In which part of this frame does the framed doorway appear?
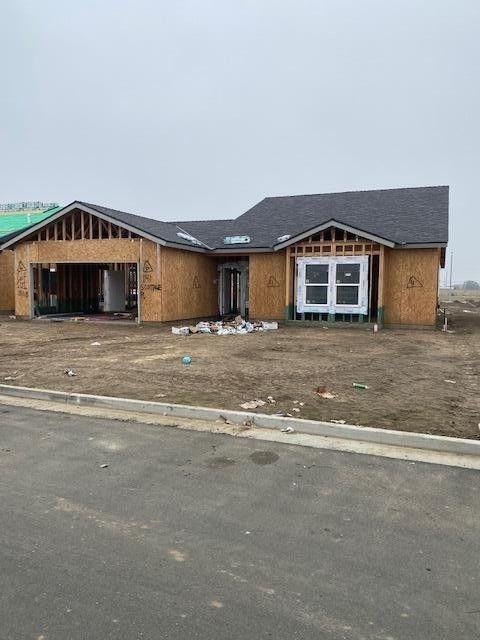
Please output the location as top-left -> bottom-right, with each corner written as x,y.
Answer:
218,260 -> 249,316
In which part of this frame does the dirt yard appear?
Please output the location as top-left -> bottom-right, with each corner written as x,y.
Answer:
0,301 -> 479,439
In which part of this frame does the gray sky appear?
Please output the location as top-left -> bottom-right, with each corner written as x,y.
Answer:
2,0 -> 479,282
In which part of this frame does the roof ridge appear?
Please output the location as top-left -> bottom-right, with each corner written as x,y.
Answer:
173,218 -> 234,224
263,185 -> 449,200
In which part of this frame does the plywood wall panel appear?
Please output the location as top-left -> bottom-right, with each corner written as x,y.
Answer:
160,247 -> 218,321
384,248 -> 440,326
249,252 -> 286,319
14,244 -> 30,317
139,240 -> 162,322
0,250 -> 15,311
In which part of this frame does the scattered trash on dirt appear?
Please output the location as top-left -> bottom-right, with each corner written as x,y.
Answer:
316,385 -> 336,399
100,463 -> 108,468
172,317 -> 278,336
292,407 -> 300,413
331,419 -> 346,424
182,355 -> 192,365
240,399 -> 266,410
353,383 -> 369,390
267,396 -> 276,404
64,368 -> 76,377
241,418 -> 255,429
8,315 -> 16,320
90,342 -> 101,346
444,379 -> 457,384
219,414 -> 233,425
3,371 -> 24,381
281,426 -> 295,433
172,326 -> 189,335
373,323 -> 378,333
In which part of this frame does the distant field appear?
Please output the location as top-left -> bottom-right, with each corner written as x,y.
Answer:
440,288 -> 480,302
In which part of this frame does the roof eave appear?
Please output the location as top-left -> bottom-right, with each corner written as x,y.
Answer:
394,242 -> 448,249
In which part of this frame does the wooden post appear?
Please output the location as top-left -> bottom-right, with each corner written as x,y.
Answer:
377,245 -> 385,324
284,248 -> 291,321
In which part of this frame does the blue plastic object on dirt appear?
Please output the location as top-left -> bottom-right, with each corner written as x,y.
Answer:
182,355 -> 192,365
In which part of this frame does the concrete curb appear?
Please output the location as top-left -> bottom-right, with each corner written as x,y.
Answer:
1,383 -> 479,457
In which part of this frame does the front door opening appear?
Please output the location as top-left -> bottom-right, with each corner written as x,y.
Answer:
218,260 -> 249,317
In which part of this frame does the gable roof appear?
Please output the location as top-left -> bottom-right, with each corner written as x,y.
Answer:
0,201 -> 211,251
0,186 -> 448,252
187,185 -> 449,250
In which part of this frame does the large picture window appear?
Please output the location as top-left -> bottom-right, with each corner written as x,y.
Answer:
297,256 -> 369,314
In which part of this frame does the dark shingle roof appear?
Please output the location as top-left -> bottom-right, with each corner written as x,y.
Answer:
1,186 -> 448,251
79,202 -> 209,248
176,186 -> 448,249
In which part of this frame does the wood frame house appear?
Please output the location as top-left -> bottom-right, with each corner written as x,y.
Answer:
0,186 -> 448,327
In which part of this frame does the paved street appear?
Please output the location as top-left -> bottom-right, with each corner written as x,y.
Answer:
1,406 -> 479,639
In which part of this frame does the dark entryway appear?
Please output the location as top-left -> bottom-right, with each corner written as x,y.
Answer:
218,259 -> 249,316
32,262 -> 138,317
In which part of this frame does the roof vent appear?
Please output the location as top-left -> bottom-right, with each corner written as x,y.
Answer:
177,231 -> 203,246
223,235 -> 251,245
277,234 -> 291,243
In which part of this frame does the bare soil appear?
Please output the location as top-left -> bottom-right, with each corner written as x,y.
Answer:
0,303 -> 479,439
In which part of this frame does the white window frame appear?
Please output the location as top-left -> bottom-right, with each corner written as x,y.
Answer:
297,256 -> 369,314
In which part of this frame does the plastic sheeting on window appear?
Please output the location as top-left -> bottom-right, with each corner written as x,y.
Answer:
296,256 -> 369,314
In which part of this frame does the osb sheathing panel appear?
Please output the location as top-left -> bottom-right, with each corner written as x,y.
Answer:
27,239 -> 141,263
249,251 -> 286,319
14,244 -> 30,317
0,251 -> 15,311
140,240 -> 162,322
160,247 -> 218,321
384,248 -> 440,325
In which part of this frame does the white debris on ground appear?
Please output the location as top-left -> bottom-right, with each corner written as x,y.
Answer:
240,399 -> 266,410
172,316 -> 278,336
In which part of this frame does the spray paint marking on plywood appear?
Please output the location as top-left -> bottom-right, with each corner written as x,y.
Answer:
143,260 -> 153,273
267,275 -> 280,287
407,275 -> 423,289
16,260 -> 28,297
193,275 -> 201,289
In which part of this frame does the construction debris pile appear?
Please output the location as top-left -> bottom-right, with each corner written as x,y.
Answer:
172,316 -> 278,336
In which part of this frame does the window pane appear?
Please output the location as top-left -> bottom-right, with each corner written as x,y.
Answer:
305,264 -> 328,284
306,286 -> 327,305
336,286 -> 359,305
336,263 -> 360,284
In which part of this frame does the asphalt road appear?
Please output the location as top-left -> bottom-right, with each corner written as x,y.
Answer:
1,406 -> 479,640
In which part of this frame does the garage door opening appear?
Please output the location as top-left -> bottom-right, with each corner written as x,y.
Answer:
32,262 -> 139,322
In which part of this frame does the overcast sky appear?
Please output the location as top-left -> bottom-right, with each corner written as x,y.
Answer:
2,0 -> 479,281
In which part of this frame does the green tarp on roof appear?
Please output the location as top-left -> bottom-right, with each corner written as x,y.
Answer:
0,206 -> 62,238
